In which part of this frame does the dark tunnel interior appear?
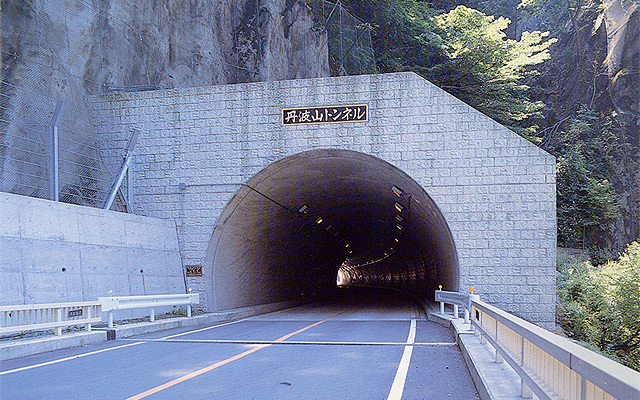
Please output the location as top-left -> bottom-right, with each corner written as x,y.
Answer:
204,149 -> 459,311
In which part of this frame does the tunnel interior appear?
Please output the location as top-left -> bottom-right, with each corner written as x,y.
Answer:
205,149 -> 458,311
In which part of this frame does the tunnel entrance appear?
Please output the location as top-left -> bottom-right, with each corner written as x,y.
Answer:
204,149 -> 458,311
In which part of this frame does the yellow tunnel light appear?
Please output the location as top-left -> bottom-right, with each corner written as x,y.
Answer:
316,217 -> 323,224
394,202 -> 403,212
396,224 -> 403,231
392,185 -> 403,197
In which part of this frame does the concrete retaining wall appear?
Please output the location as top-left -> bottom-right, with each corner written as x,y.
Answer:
0,192 -> 185,306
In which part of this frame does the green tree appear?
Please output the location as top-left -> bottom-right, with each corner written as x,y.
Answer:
557,242 -> 640,371
555,107 -> 622,253
342,0 -> 444,77
422,5 -> 556,137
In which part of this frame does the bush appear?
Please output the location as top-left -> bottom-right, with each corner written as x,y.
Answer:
557,241 -> 640,371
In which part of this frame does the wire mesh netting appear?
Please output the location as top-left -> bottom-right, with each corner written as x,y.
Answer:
0,0 -> 376,210
308,0 -> 377,76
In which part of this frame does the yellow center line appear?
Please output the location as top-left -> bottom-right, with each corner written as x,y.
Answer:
125,308 -> 354,400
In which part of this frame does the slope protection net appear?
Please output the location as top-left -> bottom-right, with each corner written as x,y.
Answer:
0,0 -> 375,210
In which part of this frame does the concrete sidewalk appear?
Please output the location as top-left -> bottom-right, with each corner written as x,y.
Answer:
429,311 -> 527,400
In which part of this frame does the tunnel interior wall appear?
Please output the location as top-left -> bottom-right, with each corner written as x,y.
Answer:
92,72 -> 557,329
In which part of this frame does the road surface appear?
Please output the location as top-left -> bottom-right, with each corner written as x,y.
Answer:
0,288 -> 479,399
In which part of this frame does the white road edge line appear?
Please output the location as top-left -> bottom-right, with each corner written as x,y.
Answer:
387,319 -> 416,400
0,318 -> 252,375
0,342 -> 144,376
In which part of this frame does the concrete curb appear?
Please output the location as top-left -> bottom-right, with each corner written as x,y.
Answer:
428,311 -> 524,400
1,299 -> 305,361
0,331 -> 106,361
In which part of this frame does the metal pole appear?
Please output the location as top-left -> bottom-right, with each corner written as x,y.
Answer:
103,129 -> 139,210
127,162 -> 134,213
50,101 -> 63,201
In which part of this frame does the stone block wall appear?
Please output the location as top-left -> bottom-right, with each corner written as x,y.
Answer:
91,72 -> 556,328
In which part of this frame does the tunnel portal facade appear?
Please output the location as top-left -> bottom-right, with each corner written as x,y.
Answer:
95,72 -> 557,328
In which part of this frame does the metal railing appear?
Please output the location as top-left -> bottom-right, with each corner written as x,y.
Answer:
434,288 -> 640,400
471,300 -> 640,400
99,293 -> 200,328
435,286 -> 479,324
0,302 -> 102,336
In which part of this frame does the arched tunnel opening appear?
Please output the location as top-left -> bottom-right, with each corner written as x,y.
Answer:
204,149 -> 459,311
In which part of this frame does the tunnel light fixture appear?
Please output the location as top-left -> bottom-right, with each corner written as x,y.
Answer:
333,232 -> 339,237
396,215 -> 404,222
396,224 -> 403,231
325,225 -> 332,231
345,243 -> 350,248
316,217 -> 323,224
394,238 -> 399,243
299,205 -> 309,214
392,186 -> 403,197
394,202 -> 403,212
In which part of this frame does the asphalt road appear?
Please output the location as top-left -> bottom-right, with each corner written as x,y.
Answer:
0,289 -> 479,399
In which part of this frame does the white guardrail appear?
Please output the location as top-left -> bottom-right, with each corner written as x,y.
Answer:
0,302 -> 102,336
98,293 -> 199,328
435,288 -> 640,400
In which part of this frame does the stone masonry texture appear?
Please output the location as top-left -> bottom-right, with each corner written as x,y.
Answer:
90,72 -> 557,328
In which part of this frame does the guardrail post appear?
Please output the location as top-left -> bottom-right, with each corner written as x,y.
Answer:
150,308 -> 155,322
84,306 -> 91,332
54,307 -> 62,336
521,379 -> 533,398
437,286 -> 444,314
108,311 -> 114,328
453,304 -> 459,319
187,304 -> 192,318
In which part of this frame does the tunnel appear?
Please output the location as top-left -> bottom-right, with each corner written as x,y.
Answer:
204,149 -> 459,311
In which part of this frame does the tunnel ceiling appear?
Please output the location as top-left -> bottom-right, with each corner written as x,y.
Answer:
206,149 -> 458,311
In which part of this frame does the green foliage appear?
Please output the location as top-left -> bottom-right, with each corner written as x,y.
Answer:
555,107 -> 623,251
343,1 -> 555,137
424,6 -> 556,137
342,0 -> 444,76
557,243 -> 640,371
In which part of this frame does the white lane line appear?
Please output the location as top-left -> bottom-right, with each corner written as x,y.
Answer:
158,318 -> 247,340
0,318 -> 249,376
387,319 -> 417,400
0,342 -> 144,376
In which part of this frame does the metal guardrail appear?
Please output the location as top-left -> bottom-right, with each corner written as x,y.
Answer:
98,293 -> 200,328
471,299 -> 640,400
0,302 -> 102,336
435,287 -> 479,324
435,288 -> 640,399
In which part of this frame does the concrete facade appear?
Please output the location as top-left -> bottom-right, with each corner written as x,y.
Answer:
91,72 -> 556,328
0,192 -> 185,306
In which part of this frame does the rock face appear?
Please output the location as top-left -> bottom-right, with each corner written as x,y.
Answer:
537,0 -> 640,248
605,3 -> 640,247
0,0 -> 330,204
2,0 -> 329,93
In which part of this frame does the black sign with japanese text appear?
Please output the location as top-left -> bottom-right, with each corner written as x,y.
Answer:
282,104 -> 368,125
186,265 -> 203,277
68,309 -> 83,318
